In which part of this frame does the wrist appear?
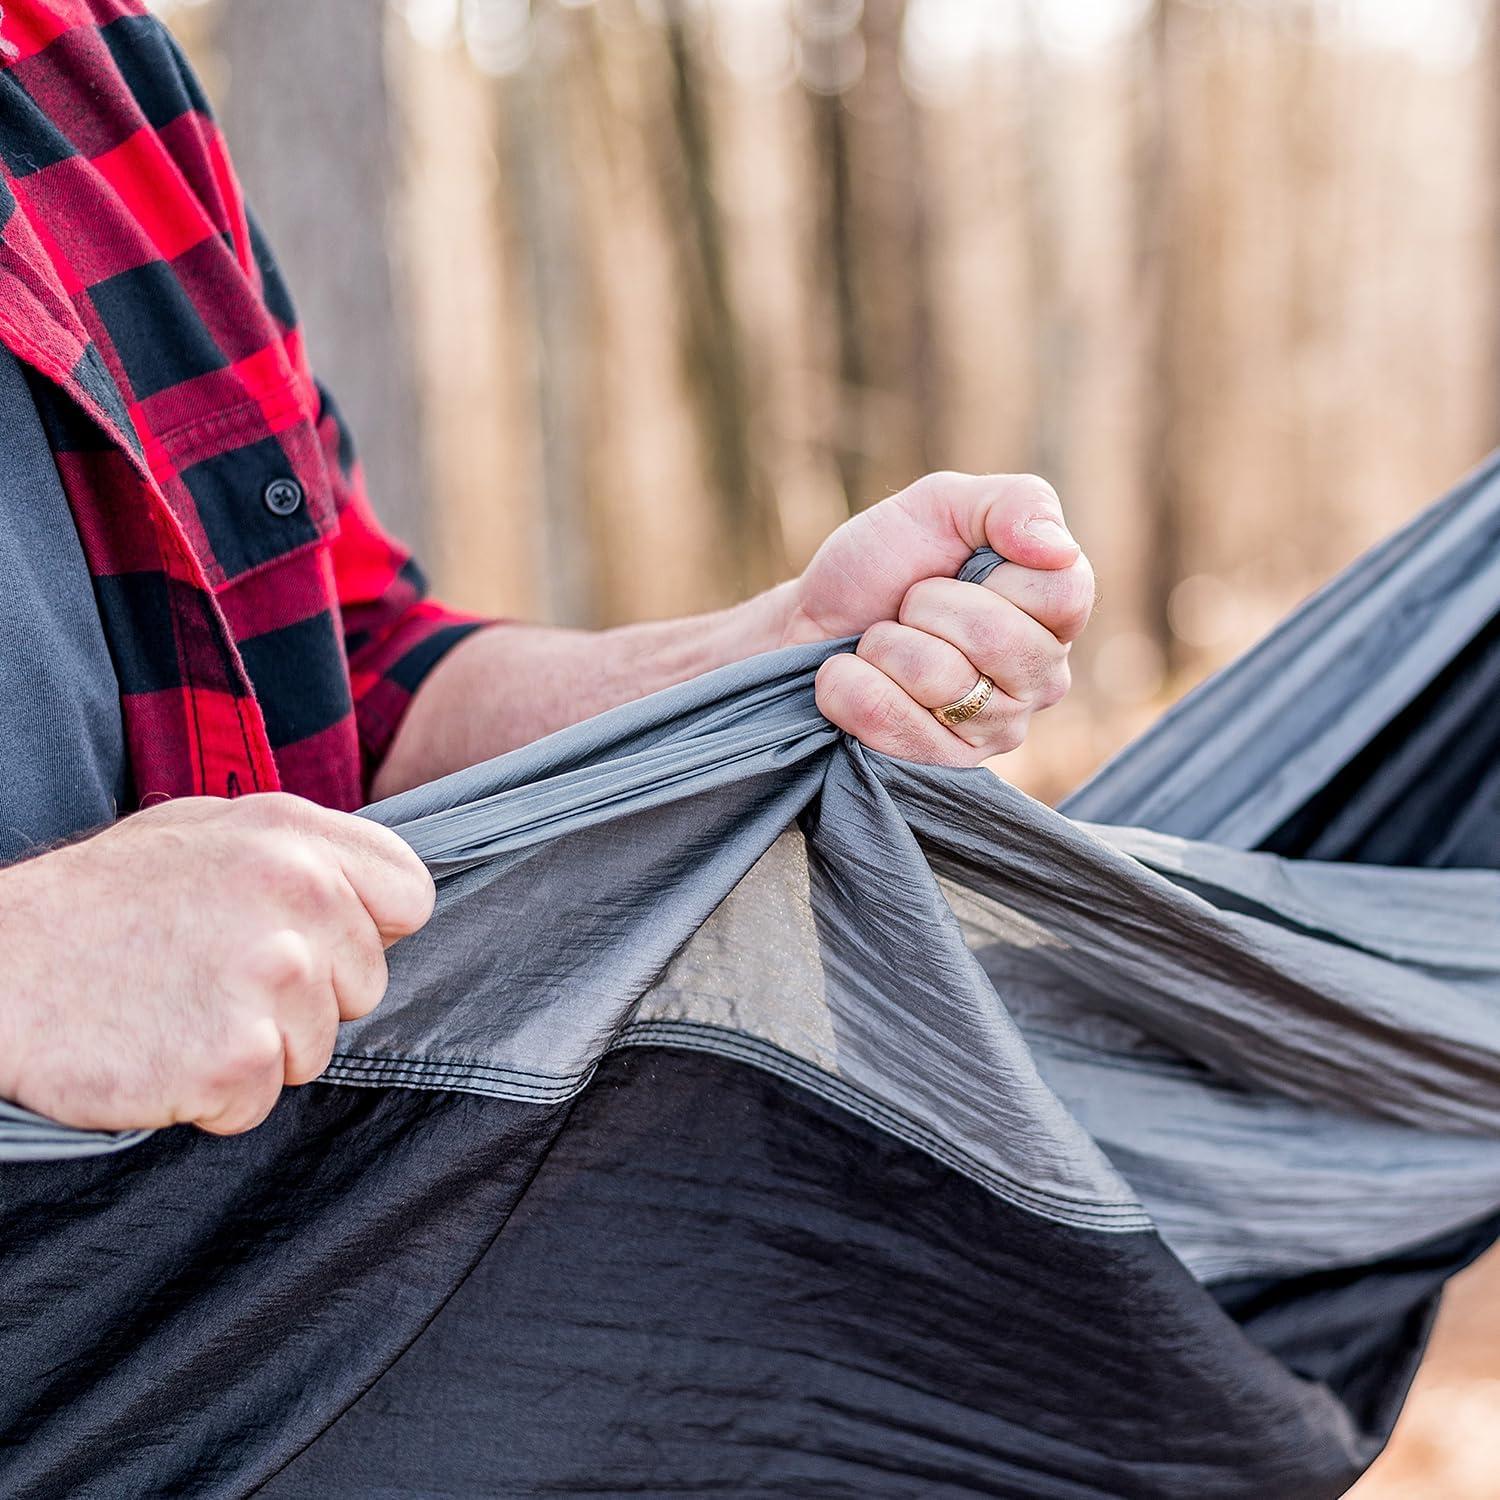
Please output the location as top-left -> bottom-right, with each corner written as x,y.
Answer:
0,855 -> 46,1104
733,578 -> 804,654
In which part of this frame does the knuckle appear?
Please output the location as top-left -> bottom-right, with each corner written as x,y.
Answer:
1016,641 -> 1061,701
362,827 -> 436,932
856,618 -> 902,662
856,693 -> 908,742
363,816 -> 416,866
236,1021 -> 286,1076
983,711 -> 1029,755
249,928 -> 320,994
199,1081 -> 280,1136
202,1022 -> 284,1110
869,698 -> 938,762
1033,658 -> 1072,710
899,470 -> 969,522
964,607 -> 1018,667
897,577 -> 943,627
258,840 -> 342,912
858,621 -> 922,683
909,468 -> 965,499
1049,560 -> 1096,637
818,659 -> 906,742
1010,472 -> 1061,511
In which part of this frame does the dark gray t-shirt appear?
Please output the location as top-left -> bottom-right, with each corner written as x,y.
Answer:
0,346 -> 126,863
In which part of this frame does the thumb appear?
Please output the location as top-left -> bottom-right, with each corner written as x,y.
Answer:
979,475 -> 1080,571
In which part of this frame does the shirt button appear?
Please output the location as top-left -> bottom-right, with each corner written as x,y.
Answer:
263,478 -> 304,517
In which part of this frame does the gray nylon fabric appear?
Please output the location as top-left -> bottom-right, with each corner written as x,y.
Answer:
4,459 -> 1500,1296
0,1100 -> 147,1160
1064,452 -> 1500,844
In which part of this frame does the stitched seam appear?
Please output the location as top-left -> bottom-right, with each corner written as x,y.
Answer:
613,1022 -> 1150,1230
328,1051 -> 589,1084
321,1034 -> 1149,1230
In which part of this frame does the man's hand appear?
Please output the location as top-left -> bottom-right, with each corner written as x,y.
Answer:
784,472 -> 1094,765
0,794 -> 434,1136
370,470 -> 1093,794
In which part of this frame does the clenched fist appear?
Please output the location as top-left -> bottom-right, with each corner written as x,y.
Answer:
0,794 -> 434,1136
785,471 -> 1094,764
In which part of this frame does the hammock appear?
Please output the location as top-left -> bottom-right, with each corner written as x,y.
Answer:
3,455 -> 1499,1498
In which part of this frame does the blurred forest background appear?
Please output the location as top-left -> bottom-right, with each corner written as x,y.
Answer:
154,0 -> 1500,1493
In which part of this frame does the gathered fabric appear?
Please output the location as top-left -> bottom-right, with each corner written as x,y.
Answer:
2,458 -> 1499,1498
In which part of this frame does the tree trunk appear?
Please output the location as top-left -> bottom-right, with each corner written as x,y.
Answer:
496,1 -> 595,625
849,0 -> 936,489
1019,0 -> 1069,491
1136,0 -> 1184,668
657,0 -> 779,588
218,0 -> 429,555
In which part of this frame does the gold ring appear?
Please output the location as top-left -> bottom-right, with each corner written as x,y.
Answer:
934,674 -> 995,727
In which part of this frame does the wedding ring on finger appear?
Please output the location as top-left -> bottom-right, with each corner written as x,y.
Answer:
933,673 -> 995,728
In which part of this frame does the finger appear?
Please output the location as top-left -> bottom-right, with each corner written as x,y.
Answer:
974,474 -> 1080,571
898,577 -> 1071,709
325,877 -> 391,1024
331,819 -> 435,946
857,620 -> 1036,753
265,928 -> 343,1082
857,619 -> 1002,711
192,1017 -> 286,1136
285,801 -> 436,947
895,471 -> 1080,574
815,653 -> 985,767
280,1005 -> 340,1086
257,878 -> 386,1048
977,553 -> 1097,645
195,1072 -> 282,1135
240,926 -> 345,1082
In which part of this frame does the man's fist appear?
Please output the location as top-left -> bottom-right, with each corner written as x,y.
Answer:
784,472 -> 1094,765
0,794 -> 434,1136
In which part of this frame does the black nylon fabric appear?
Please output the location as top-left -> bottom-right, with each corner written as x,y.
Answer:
0,1048 -> 1473,1499
0,1088 -> 573,1499
260,1050 -> 1368,1500
1212,1213 -> 1500,1443
1264,606 -> 1500,866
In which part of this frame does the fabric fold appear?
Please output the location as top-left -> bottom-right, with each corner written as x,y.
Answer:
5,463 -> 1500,1497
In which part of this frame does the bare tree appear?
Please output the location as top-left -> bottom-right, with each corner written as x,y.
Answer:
803,30 -> 863,510
1019,0 -> 1070,490
850,0 -> 936,489
1135,0 -> 1184,667
657,0 -> 781,588
495,1 -> 596,625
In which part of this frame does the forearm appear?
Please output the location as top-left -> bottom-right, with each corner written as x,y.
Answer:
369,581 -> 801,800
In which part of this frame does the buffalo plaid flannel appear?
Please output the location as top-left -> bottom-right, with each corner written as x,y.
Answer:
0,0 -> 484,812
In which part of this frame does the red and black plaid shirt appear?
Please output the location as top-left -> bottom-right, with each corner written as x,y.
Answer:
0,0 -> 484,812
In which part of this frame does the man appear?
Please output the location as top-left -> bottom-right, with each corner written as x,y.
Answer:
0,0 -> 1093,1142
